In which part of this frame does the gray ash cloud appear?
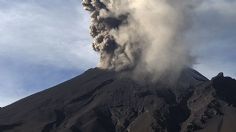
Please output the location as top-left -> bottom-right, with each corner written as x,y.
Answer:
82,0 -> 200,80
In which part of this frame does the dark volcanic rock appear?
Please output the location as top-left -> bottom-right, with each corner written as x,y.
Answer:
0,68 -> 235,132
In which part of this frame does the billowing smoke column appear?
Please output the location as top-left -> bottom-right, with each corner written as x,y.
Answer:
82,0 -> 198,80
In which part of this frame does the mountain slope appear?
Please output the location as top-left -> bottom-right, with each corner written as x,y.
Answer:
0,68 -> 235,132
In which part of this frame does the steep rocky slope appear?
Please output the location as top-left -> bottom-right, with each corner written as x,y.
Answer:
0,68 -> 235,132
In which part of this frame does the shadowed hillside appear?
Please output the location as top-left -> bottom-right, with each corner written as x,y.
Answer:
0,68 -> 236,132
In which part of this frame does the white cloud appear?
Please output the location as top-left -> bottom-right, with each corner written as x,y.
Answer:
187,0 -> 236,78
0,69 -> 32,106
0,0 -> 98,70
0,0 -> 98,107
198,0 -> 236,17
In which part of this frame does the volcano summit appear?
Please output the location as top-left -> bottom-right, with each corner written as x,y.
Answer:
0,68 -> 236,132
0,0 -> 236,132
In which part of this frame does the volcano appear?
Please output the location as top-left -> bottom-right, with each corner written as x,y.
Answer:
0,68 -> 236,132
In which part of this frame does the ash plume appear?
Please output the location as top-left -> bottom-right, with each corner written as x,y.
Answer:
82,0 -> 199,80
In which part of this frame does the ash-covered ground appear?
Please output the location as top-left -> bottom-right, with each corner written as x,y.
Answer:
0,68 -> 236,132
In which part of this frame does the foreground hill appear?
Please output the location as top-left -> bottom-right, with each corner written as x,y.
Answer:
0,68 -> 236,132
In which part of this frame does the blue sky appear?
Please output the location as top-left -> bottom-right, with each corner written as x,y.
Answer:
0,0 -> 235,107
